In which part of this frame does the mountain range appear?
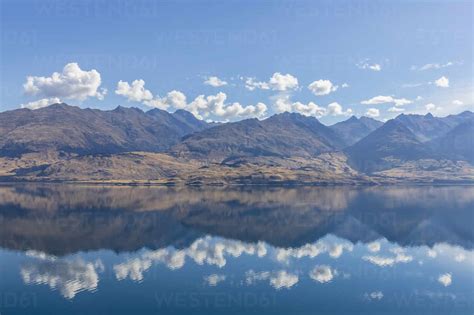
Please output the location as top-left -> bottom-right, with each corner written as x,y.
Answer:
0,103 -> 473,184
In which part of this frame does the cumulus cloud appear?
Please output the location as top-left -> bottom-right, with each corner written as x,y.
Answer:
115,79 -> 267,120
204,76 -> 228,87
367,241 -> 381,253
269,271 -> 299,289
454,253 -> 466,262
361,95 -> 412,106
438,273 -> 452,287
425,103 -> 442,112
452,100 -> 463,105
178,92 -> 267,120
20,97 -> 62,110
309,265 -> 335,283
245,270 -> 271,285
244,77 -> 270,91
269,73 -> 299,91
115,79 -> 153,102
204,274 -> 226,286
275,239 -> 353,263
327,102 -> 353,116
427,249 -> 437,258
21,257 -> 104,299
274,95 -> 352,118
114,258 -> 152,282
365,108 -> 380,118
243,72 -> 298,91
23,62 -> 106,101
363,248 -> 413,267
308,79 -> 338,96
245,270 -> 298,289
274,94 -> 325,117
144,90 -> 187,110
388,106 -> 405,113
114,237 -> 268,282
434,76 -> 449,88
357,60 -> 382,71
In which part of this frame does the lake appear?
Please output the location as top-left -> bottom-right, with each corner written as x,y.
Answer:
0,184 -> 473,314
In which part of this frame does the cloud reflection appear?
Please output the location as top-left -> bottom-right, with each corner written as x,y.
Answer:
245,270 -> 298,289
309,265 -> 335,283
21,254 -> 104,299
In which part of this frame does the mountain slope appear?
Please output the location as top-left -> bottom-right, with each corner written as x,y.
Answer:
345,119 -> 432,172
173,112 -> 346,162
429,119 -> 474,163
394,111 -> 474,142
0,103 -> 208,156
330,116 -> 383,146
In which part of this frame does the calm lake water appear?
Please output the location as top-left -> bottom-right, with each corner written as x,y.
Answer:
0,184 -> 473,315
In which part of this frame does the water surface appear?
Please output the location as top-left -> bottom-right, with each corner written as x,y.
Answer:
0,184 -> 473,314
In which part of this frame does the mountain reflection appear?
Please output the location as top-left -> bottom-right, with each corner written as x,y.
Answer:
0,184 -> 473,254
1,184 -> 472,308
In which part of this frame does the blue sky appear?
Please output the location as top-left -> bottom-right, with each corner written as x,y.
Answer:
1,0 -> 472,123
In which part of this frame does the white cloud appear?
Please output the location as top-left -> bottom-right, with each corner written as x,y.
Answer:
275,239 -> 353,263
24,63 -> 106,101
20,97 -> 62,110
365,108 -> 380,118
115,79 -> 267,120
273,96 -> 352,118
204,76 -> 228,87
388,106 -> 405,113
245,270 -> 298,290
308,79 -> 338,96
427,249 -> 437,258
438,273 -> 452,287
268,72 -> 299,91
274,94 -> 326,118
357,60 -> 382,71
144,90 -> 187,110
244,77 -> 270,91
243,72 -> 298,91
454,253 -> 466,262
245,270 -> 271,285
309,265 -> 335,283
114,258 -> 152,282
363,249 -> 413,267
411,61 -> 458,71
361,95 -> 412,106
425,103 -> 442,112
115,79 -> 153,103
452,100 -> 463,105
21,258 -> 104,299
434,76 -> 449,88
341,83 -> 349,88
114,238 -> 268,282
204,274 -> 226,286
269,271 -> 299,289
367,241 -> 381,253
327,102 -> 353,116
181,92 -> 267,120
425,103 -> 436,111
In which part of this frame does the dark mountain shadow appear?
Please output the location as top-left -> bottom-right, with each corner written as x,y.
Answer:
0,184 -> 472,255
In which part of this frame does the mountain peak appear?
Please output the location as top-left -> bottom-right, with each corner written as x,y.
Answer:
113,105 -> 143,113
